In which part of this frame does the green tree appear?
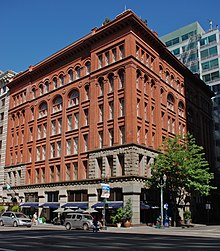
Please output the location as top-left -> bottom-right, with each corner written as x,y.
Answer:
147,134 -> 215,225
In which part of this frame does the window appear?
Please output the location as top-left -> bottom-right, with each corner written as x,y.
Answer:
37,125 -> 42,139
203,71 -> 220,82
74,163 -> 78,180
2,98 -> 5,107
52,120 -> 56,135
66,163 -> 71,181
84,109 -> 89,126
98,55 -> 103,68
43,123 -> 47,138
119,98 -> 125,116
202,59 -> 219,71
53,96 -> 62,113
109,101 -> 114,119
109,128 -> 114,146
42,145 -> 46,160
85,62 -> 91,74
69,90 -> 79,107
53,78 -> 58,89
167,94 -> 175,111
112,48 -> 116,62
108,74 -> 114,92
45,81 -> 49,93
99,104 -> 103,122
67,115 -> 72,131
178,101 -> 184,116
118,69 -> 125,88
51,143 -> 55,158
39,102 -> 48,118
74,113 -> 79,129
99,131 -> 103,148
165,37 -> 179,47
66,139 -> 71,155
120,126 -> 125,144
84,134 -> 88,151
85,85 -> 90,100
105,52 -> 109,65
68,70 -> 73,82
73,137 -> 78,154
98,78 -> 104,96
75,67 -> 81,79
119,45 -> 124,59
36,146 -> 41,161
200,34 -> 216,46
57,141 -> 61,157
58,118 -> 62,134
59,74 -> 64,86
39,84 -> 43,95
172,48 -> 180,55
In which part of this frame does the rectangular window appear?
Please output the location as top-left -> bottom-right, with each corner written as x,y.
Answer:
67,115 -> 72,131
66,163 -> 71,181
56,165 -> 60,182
112,48 -> 116,62
105,51 -> 109,65
99,104 -> 103,122
73,137 -> 78,154
50,166 -> 54,182
66,139 -> 71,155
109,101 -> 114,119
119,98 -> 125,116
52,120 -> 56,135
37,146 -> 41,161
57,141 -> 61,157
74,113 -> 79,129
109,128 -> 114,146
99,131 -> 103,148
119,45 -> 124,59
84,134 -> 88,151
84,109 -> 89,126
120,126 -> 125,144
51,143 -> 55,158
43,123 -> 47,138
58,118 -> 62,134
98,54 -> 103,68
37,125 -> 41,139
42,145 -> 46,160
74,162 -> 78,180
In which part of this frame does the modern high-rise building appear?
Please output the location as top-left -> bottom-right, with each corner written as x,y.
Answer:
160,21 -> 220,182
1,10 -> 214,224
0,70 -> 16,197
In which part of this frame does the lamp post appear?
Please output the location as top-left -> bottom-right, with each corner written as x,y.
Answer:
158,174 -> 167,228
101,175 -> 110,230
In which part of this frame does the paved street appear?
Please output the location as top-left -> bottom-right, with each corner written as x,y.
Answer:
0,224 -> 220,250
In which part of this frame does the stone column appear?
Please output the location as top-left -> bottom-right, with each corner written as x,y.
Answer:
122,182 -> 142,224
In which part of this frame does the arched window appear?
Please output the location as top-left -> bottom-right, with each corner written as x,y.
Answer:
45,81 -> 49,93
159,65 -> 163,78
165,71 -> 170,83
53,96 -> 62,113
178,101 -> 185,116
39,101 -> 48,118
85,85 -> 90,100
53,77 -> 58,89
75,66 -> 81,79
68,69 -> 73,82
39,84 -> 43,95
59,74 -> 64,86
167,93 -> 175,111
32,88 -> 36,99
69,90 -> 79,107
85,62 -> 91,74
108,73 -> 114,92
98,77 -> 104,96
118,69 -> 125,89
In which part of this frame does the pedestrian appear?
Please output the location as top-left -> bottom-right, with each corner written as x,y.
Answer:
33,212 -> 38,225
92,216 -> 99,232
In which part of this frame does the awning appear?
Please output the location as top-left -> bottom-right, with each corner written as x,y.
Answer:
61,202 -> 88,209
39,203 -> 60,209
92,201 -> 123,209
20,202 -> 39,209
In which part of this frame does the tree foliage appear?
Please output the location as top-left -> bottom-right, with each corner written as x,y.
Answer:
147,134 -> 215,207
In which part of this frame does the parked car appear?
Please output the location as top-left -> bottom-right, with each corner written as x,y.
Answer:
64,213 -> 94,230
0,211 -> 32,227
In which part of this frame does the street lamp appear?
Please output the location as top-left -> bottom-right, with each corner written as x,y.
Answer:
101,175 -> 110,230
158,174 -> 167,228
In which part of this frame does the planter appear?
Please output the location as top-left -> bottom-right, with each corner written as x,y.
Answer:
123,220 -> 131,228
116,223 -> 121,228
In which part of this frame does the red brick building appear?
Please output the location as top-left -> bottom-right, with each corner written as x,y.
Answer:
3,10 -> 213,224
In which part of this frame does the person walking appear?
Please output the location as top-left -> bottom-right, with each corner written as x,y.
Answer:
92,216 -> 99,232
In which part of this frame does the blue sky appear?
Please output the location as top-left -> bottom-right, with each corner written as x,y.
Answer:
0,0 -> 219,73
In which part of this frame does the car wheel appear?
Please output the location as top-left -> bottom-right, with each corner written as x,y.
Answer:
0,220 -> 4,226
83,223 -> 89,231
65,223 -> 71,230
13,221 -> 18,227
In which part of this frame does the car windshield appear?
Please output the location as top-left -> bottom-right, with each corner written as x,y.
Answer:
83,215 -> 93,220
15,213 -> 27,218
